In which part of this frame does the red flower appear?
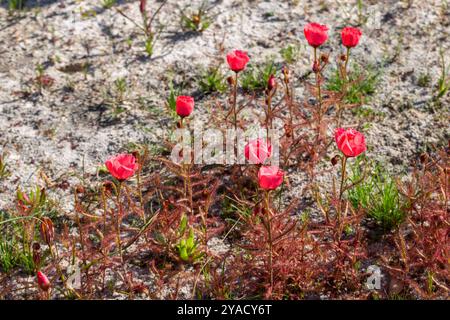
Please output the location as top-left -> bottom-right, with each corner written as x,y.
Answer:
304,23 -> 328,48
341,27 -> 362,48
175,96 -> 194,118
258,165 -> 284,190
37,271 -> 50,291
105,154 -> 139,181
245,138 -> 272,164
226,50 -> 250,72
335,128 -> 366,158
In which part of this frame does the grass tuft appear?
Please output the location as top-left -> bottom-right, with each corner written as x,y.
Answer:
327,64 -> 380,105
348,157 -> 406,230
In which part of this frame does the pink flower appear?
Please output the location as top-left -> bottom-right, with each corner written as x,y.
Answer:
335,128 -> 366,158
105,154 -> 139,181
226,50 -> 250,72
37,271 -> 50,291
176,96 -> 194,118
258,166 -> 284,190
341,27 -> 362,48
244,138 -> 272,164
304,23 -> 329,48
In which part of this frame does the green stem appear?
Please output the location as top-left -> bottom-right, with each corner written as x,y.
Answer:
314,47 -> 322,123
344,47 -> 350,82
233,72 -> 238,133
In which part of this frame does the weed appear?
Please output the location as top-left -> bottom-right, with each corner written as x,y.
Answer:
198,67 -> 227,94
435,49 -> 449,100
0,153 -> 11,180
352,106 -> 385,120
181,2 -> 212,33
240,60 -> 276,92
327,63 -> 380,104
166,81 -> 181,119
115,0 -> 168,57
6,0 -> 26,10
280,44 -> 301,64
417,72 -> 431,88
175,216 -> 203,263
102,0 -> 116,9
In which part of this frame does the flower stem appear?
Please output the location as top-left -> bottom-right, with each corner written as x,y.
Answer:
344,47 -> 350,82
314,47 -> 322,124
116,181 -> 123,263
338,156 -> 348,225
233,72 -> 238,133
339,156 -> 347,200
179,117 -> 193,214
266,92 -> 272,141
264,190 -> 273,292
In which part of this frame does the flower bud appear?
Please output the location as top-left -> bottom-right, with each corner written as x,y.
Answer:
312,61 -> 320,73
37,271 -> 51,292
340,54 -> 347,62
331,155 -> 340,166
419,153 -> 428,164
227,75 -> 235,87
282,66 -> 289,83
75,185 -> 85,194
40,217 -> 54,245
267,74 -> 277,91
139,0 -> 147,15
192,15 -> 200,26
320,53 -> 329,64
102,181 -> 114,194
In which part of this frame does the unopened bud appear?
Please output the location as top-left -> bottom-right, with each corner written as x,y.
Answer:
282,66 -> 289,83
340,54 -> 347,62
192,15 -> 200,26
75,185 -> 85,194
139,0 -> 147,15
312,61 -> 320,73
37,271 -> 51,292
320,53 -> 329,64
40,217 -> 54,245
267,74 -> 277,91
102,181 -> 114,194
419,153 -> 428,164
331,155 -> 340,166
227,76 -> 235,87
